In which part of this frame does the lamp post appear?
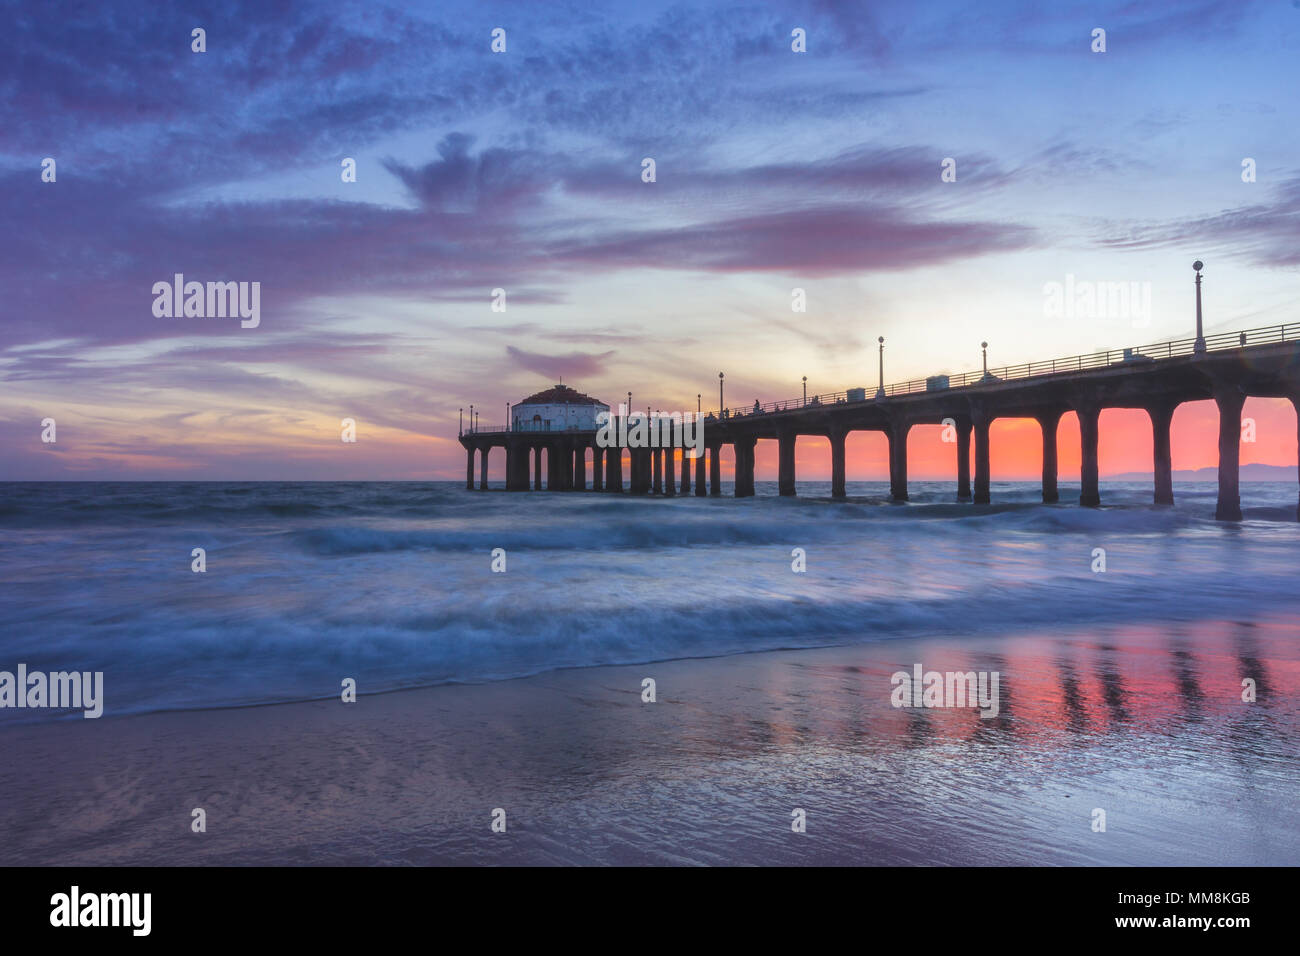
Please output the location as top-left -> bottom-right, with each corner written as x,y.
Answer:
981,342 -> 989,379
1193,260 -> 1206,354
506,402 -> 510,432
475,411 -> 479,432
718,372 -> 724,415
469,404 -> 474,433
802,376 -> 807,406
697,393 -> 701,416
459,407 -> 463,436
875,337 -> 886,399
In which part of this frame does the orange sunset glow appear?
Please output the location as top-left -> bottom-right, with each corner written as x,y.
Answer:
677,397 -> 1298,484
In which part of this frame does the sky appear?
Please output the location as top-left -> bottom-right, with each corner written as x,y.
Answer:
2,0 -> 1299,481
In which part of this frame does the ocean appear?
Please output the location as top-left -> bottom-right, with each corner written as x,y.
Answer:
1,479 -> 1298,865
1,479 -> 1298,721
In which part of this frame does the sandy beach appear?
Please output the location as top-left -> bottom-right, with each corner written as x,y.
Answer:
3,618 -> 1295,867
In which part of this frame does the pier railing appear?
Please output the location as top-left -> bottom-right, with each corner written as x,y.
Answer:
468,424 -> 593,434
716,320 -> 1300,420
461,320 -> 1300,433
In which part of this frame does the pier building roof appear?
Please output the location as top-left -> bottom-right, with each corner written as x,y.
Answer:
517,385 -> 606,406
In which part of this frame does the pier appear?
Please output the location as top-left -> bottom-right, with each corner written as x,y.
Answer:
459,321 -> 1300,521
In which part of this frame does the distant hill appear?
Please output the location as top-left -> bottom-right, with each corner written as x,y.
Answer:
1106,463 -> 1297,482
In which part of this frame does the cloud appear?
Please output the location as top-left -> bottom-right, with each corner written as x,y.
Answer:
2,0 -> 1289,480
1096,176 -> 1300,267
550,204 -> 1036,276
505,346 -> 616,381
382,134 -> 555,216
0,134 -> 1034,355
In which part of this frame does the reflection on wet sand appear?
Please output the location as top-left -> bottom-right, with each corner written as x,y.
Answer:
0,617 -> 1294,865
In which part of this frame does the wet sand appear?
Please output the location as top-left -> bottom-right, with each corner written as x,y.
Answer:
2,620 -> 1296,866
